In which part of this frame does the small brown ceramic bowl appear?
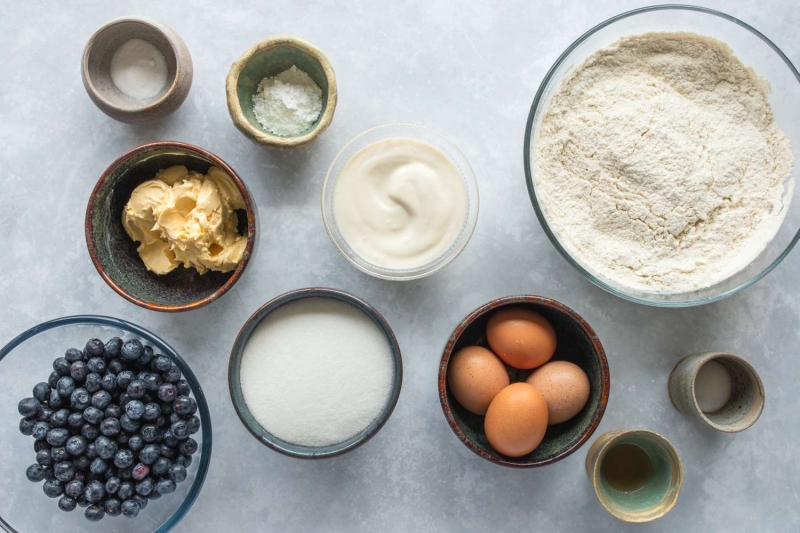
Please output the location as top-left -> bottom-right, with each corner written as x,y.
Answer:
82,17 -> 193,124
85,141 -> 258,312
226,35 -> 337,148
439,295 -> 609,467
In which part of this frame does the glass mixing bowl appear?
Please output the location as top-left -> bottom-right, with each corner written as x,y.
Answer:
0,316 -> 212,532
524,5 -> 800,306
322,123 -> 480,281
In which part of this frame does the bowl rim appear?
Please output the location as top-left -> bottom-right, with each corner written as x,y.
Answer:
225,35 -> 338,148
320,122 -> 480,281
84,141 -> 258,313
227,287 -> 403,459
0,314 -> 212,533
81,16 -> 190,115
438,295 -> 610,468
523,4 -> 800,307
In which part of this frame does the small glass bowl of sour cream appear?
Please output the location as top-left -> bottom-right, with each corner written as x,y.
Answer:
322,123 -> 479,280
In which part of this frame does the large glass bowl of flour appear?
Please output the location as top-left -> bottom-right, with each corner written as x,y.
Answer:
525,5 -> 800,307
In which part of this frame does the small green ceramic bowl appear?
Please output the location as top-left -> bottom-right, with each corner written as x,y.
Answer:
85,141 -> 258,312
438,295 -> 609,467
226,35 -> 337,148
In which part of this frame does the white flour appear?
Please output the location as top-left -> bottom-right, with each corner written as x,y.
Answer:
535,33 -> 794,293
239,297 -> 394,447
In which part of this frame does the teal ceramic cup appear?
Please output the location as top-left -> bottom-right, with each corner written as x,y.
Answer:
585,429 -> 682,522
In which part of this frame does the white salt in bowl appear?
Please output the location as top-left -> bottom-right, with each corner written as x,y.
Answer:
525,5 -> 800,307
227,288 -> 403,459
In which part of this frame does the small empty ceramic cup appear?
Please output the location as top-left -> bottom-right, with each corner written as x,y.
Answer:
82,17 -> 193,123
586,429 -> 683,523
668,352 -> 765,432
226,35 -> 337,148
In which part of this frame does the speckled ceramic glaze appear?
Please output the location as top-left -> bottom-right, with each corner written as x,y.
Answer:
438,295 -> 609,467
586,429 -> 683,522
228,288 -> 403,459
82,17 -> 193,124
668,352 -> 765,432
226,35 -> 337,148
85,142 -> 258,312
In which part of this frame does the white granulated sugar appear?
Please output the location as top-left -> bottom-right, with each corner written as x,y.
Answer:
239,297 -> 394,447
251,65 -> 322,137
535,32 -> 794,293
110,38 -> 168,99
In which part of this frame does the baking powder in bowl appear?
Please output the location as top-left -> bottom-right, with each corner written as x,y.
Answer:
239,297 -> 394,447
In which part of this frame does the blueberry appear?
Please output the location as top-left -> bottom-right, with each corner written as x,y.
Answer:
70,361 -> 88,382
18,397 -> 41,417
156,383 -> 177,403
83,407 -> 104,425
150,355 -> 169,373
170,420 -> 189,440
142,372 -> 163,392
173,396 -> 196,416
66,435 -> 87,456
148,489 -> 162,500
170,412 -> 182,425
67,412 -> 84,428
142,402 -> 161,421
134,476 -> 154,496
52,447 -> 69,463
160,443 -> 177,459
95,436 -> 117,460
139,345 -> 155,366
161,430 -> 178,447
152,457 -> 173,477
121,339 -> 143,361
84,372 -> 102,393
85,442 -> 98,460
90,457 -> 109,475
50,408 -> 70,428
30,381 -> 49,402
42,479 -> 63,498
179,438 -> 198,456
169,464 -> 187,483
163,364 -> 181,383
140,425 -> 158,443
124,399 -> 145,419
47,427 -> 70,446
58,495 -> 77,512
118,466 -> 133,480
36,448 -> 53,466
139,444 -> 161,465
32,421 -> 50,440
99,375 -> 115,394
118,480 -> 135,500
104,337 -> 123,359
105,476 -> 121,495
176,455 -> 192,469
104,497 -> 122,516
160,399 -> 173,415
89,390 -> 110,411
114,449 -> 135,469
65,479 -> 84,498
64,347 -> 84,363
131,463 -> 149,481
77,493 -> 90,508
84,338 -> 105,357
107,359 -> 124,375
100,417 -> 121,437
117,430 -> 130,445
120,414 -> 141,433
26,463 -> 46,482
34,439 -> 49,453
127,380 -> 146,399
70,388 -> 90,410
86,356 -> 106,374
85,504 -> 105,522
104,403 -> 122,419
156,415 -> 168,428
84,479 -> 105,503
20,417 -> 36,436
187,415 -> 201,435
119,392 -> 132,405
54,461 -> 76,482
36,406 -> 53,423
176,379 -> 191,396
132,493 -> 148,510
53,356 -> 72,375
75,454 -> 92,471
121,498 -> 140,518
159,477 -> 179,495
115,370 -> 133,388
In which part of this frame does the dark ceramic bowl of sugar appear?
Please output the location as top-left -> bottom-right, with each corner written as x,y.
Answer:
438,295 -> 610,467
85,141 -> 258,312
228,287 -> 403,459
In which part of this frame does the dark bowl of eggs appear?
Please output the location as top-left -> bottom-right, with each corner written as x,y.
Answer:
438,295 -> 609,467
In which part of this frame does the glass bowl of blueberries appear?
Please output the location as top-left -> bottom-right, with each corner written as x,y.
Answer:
0,315 -> 211,532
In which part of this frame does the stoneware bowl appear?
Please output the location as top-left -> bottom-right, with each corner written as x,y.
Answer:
82,17 -> 193,124
226,35 -> 337,148
668,352 -> 765,432
85,141 -> 258,312
438,295 -> 609,467
228,288 -> 403,459
585,429 -> 683,522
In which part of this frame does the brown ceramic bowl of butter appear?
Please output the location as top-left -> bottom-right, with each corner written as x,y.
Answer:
85,141 -> 258,312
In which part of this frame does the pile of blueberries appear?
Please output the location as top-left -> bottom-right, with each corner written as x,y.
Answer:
18,337 -> 200,522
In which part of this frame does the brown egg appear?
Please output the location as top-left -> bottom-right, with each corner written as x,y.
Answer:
484,382 -> 549,457
526,361 -> 590,424
486,307 -> 557,369
447,346 -> 510,415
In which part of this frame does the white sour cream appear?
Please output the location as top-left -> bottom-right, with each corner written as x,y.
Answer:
333,138 -> 468,269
